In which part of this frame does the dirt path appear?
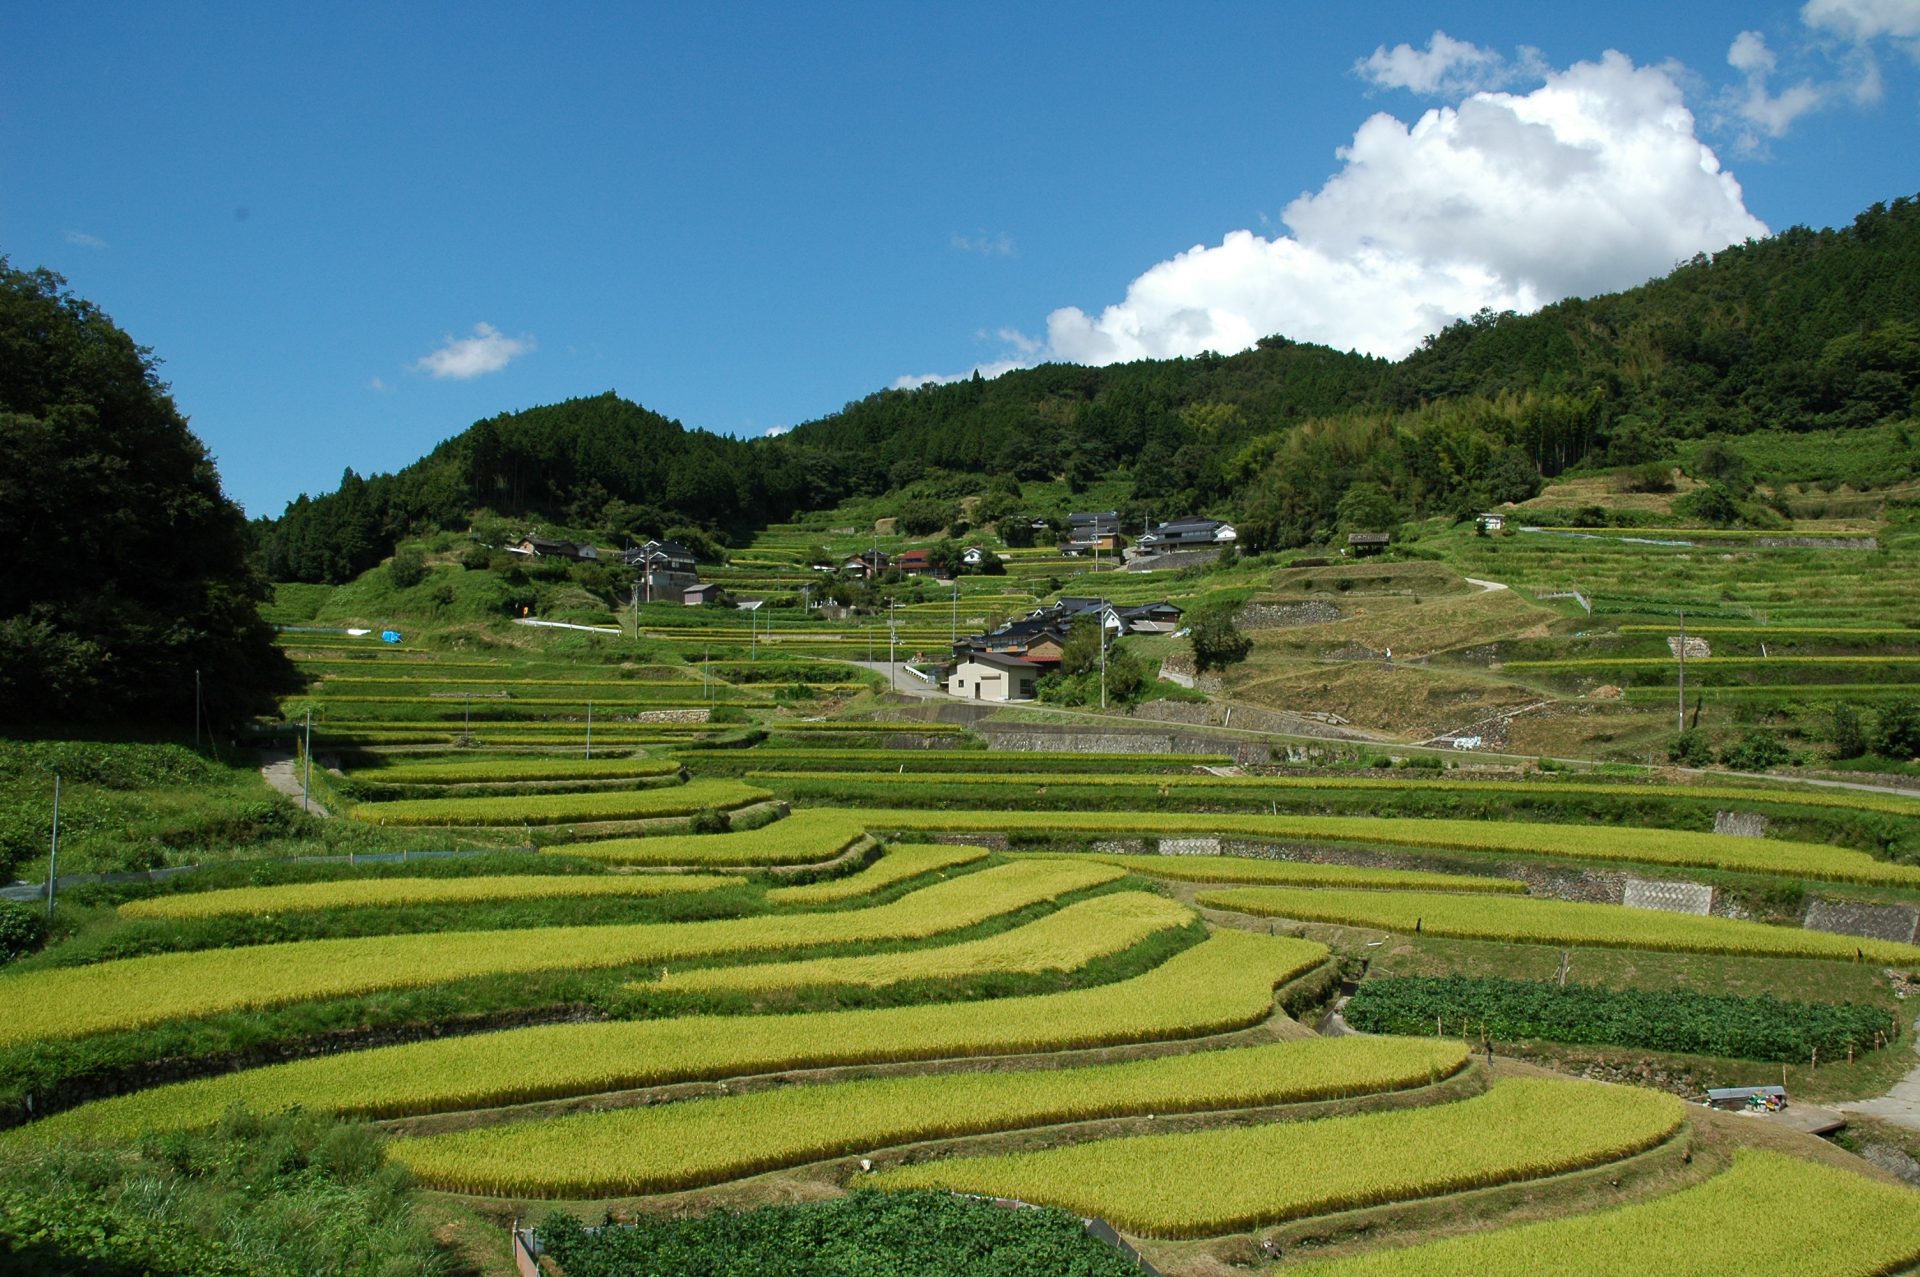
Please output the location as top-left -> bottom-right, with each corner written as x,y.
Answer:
261,750 -> 329,817
1836,1033 -> 1920,1132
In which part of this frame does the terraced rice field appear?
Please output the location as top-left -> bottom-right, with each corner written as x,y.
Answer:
117,871 -> 746,919
871,1077 -> 1685,1237
650,891 -> 1193,994
390,1036 -> 1469,1197
1199,885 -> 1920,963
765,843 -> 990,903
15,929 -> 1329,1141
0,859 -> 1123,1043
1292,1150 -> 1920,1276
345,778 -> 770,826
558,808 -> 874,865
851,808 -> 1920,887
1073,853 -> 1526,894
344,756 -> 684,785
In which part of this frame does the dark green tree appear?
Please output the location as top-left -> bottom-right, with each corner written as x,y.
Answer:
1831,702 -> 1868,760
1877,700 -> 1920,760
1189,602 -> 1253,672
0,261 -> 289,726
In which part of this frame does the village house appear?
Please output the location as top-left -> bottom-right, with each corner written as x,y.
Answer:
1062,511 -> 1123,556
622,539 -> 701,602
1346,531 -> 1391,557
842,549 -> 890,580
509,534 -> 588,559
893,548 -> 948,578
1136,517 -> 1237,553
946,650 -> 1042,701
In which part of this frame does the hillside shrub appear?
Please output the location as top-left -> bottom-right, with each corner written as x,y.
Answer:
0,900 -> 44,963
1720,731 -> 1790,772
1667,729 -> 1714,767
387,546 -> 427,589
1878,700 -> 1920,761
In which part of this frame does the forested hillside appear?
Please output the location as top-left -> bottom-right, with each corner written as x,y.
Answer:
260,192 -> 1920,580
0,262 -> 289,726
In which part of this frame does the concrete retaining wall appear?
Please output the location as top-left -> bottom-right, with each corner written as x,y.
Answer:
1804,898 -> 1920,945
1623,878 -> 1715,916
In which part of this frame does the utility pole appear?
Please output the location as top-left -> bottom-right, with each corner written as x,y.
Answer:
1099,618 -> 1108,711
463,693 -> 471,741
586,700 -> 593,759
193,669 -> 202,750
1676,609 -> 1687,735
46,772 -> 61,923
889,605 -> 899,691
302,710 -> 313,813
951,579 -> 959,646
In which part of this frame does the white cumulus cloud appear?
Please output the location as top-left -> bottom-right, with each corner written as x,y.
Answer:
412,323 -> 535,379
1031,51 -> 1766,370
1802,0 -> 1920,44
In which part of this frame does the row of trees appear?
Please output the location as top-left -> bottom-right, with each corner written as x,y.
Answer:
261,194 -> 1920,575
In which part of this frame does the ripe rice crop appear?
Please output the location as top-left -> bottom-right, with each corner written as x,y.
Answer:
1198,886 -> 1920,965
346,757 -> 683,785
391,1036 -> 1469,1197
871,1077 -> 1685,1238
1070,854 -> 1525,894
117,872 -> 745,920
559,809 -> 874,866
16,929 -> 1328,1142
345,779 -> 769,826
850,809 -> 1920,887
652,892 -> 1192,994
752,772 -> 1920,819
0,859 -> 1123,1045
684,749 -> 1234,772
765,843 -> 990,904
1291,1149 -> 1920,1277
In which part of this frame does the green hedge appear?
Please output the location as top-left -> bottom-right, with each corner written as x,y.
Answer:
1344,974 -> 1896,1061
535,1191 -> 1142,1277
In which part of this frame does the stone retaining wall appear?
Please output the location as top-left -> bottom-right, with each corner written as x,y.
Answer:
1713,810 -> 1770,838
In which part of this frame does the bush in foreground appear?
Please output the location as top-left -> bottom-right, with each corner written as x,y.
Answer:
537,1190 -> 1141,1277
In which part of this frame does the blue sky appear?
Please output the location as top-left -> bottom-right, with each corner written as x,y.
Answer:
5,2 -> 1917,517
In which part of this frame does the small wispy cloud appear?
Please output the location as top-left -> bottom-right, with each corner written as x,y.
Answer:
951,231 -> 1016,256
63,229 -> 107,249
412,323 -> 535,379
1356,31 -> 1545,96
762,424 -> 791,437
1723,30 -> 1827,151
368,376 -> 394,393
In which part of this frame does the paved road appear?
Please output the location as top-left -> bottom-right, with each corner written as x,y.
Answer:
848,660 -> 948,698
261,750 -> 329,817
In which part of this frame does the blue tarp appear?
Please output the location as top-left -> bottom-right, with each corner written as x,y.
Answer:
380,630 -> 403,644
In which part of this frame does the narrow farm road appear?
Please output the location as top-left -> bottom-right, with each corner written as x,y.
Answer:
1837,1032 -> 1920,1133
261,750 -> 329,817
